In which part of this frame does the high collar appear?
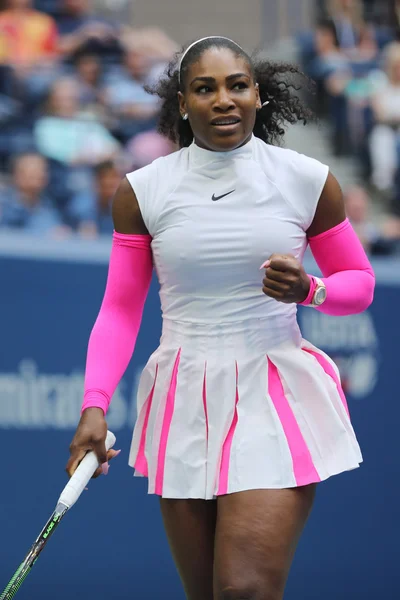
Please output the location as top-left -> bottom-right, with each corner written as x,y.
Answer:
189,135 -> 255,167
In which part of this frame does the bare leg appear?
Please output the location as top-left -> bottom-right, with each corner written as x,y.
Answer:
214,485 -> 317,600
160,498 -> 217,600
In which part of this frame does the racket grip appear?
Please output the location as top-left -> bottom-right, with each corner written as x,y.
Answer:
58,431 -> 116,509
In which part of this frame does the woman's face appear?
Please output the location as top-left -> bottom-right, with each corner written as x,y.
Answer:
178,47 -> 261,151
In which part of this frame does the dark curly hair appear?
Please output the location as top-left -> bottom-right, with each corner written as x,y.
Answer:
145,37 -> 314,148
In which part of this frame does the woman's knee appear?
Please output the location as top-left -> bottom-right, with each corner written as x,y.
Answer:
215,577 -> 284,600
216,586 -> 255,600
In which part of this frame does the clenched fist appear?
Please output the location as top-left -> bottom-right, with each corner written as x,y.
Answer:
261,254 -> 311,304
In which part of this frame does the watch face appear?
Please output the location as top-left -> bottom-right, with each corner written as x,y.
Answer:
314,287 -> 327,306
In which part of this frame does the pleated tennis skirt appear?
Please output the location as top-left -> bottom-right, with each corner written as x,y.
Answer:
128,318 -> 362,499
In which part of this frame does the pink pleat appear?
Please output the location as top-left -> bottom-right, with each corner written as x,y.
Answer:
155,350 -> 181,495
133,365 -> 158,477
268,358 -> 321,486
217,362 -> 239,496
302,348 -> 350,417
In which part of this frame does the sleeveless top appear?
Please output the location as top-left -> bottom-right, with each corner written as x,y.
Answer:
126,134 -> 329,348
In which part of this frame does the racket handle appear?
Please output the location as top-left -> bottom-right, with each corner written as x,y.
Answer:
58,431 -> 116,509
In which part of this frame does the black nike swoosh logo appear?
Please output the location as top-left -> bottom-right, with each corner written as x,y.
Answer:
212,189 -> 235,201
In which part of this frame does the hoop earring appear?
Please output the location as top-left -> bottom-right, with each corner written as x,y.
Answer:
182,113 -> 188,121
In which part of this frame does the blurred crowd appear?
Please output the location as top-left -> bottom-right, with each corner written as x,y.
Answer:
298,0 -> 400,255
1,0 -> 400,255
0,0 -> 177,239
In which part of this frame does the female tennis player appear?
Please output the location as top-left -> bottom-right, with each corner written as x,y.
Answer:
67,37 -> 375,600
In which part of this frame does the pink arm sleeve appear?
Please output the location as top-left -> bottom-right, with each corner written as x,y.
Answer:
81,232 -> 153,415
303,218 -> 375,316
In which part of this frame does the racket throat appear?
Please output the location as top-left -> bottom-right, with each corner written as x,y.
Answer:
54,502 -> 69,519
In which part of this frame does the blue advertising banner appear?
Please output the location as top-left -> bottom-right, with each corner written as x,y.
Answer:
0,235 -> 397,599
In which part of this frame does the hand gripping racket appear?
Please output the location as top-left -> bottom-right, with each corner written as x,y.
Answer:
0,431 -> 116,600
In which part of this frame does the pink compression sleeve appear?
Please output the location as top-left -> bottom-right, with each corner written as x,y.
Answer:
81,232 -> 153,415
305,218 -> 375,316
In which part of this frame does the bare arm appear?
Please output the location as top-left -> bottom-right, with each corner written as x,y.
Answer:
66,177 -> 151,477
112,177 -> 149,235
306,171 -> 346,238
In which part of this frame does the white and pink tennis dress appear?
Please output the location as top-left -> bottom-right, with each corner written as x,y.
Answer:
125,135 -> 362,499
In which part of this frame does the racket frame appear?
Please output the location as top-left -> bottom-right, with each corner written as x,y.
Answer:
0,503 -> 68,600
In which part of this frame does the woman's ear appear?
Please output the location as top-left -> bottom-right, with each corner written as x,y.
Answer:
255,83 -> 262,110
177,91 -> 187,118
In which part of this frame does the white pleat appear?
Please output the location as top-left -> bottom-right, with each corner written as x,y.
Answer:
128,355 -> 158,475
268,343 -> 362,479
129,337 -> 362,498
230,356 -> 297,492
162,356 -> 207,498
300,340 -> 363,462
143,348 -> 178,494
204,358 -> 238,498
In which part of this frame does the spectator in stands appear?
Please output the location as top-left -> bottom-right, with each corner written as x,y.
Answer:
308,19 -> 349,83
326,23 -> 381,156
66,159 -> 119,237
120,26 -> 179,85
34,77 -> 120,167
368,42 -> 400,193
307,18 -> 353,153
71,47 -> 106,118
0,1 -> 63,111
0,56 -> 33,169
363,0 -> 400,28
298,1 -> 385,84
103,41 -> 161,144
380,166 -> 400,246
0,0 -> 58,77
347,22 -> 379,63
66,131 -> 176,237
57,0 -> 121,62
343,184 -> 379,251
326,0 -> 364,51
0,152 -> 65,235
125,130 -> 175,172
0,63 -> 21,133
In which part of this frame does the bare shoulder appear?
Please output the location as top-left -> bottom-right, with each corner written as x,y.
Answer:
307,171 -> 346,238
112,177 -> 149,235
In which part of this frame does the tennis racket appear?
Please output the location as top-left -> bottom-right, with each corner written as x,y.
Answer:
0,430 -> 116,600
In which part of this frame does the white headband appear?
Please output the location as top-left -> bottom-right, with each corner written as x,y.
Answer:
178,36 -> 246,84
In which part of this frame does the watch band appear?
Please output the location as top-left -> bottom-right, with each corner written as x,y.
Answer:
298,276 -> 317,306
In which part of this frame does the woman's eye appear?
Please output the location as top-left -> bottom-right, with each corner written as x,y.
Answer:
195,82 -> 248,94
233,82 -> 248,90
196,86 -> 212,94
